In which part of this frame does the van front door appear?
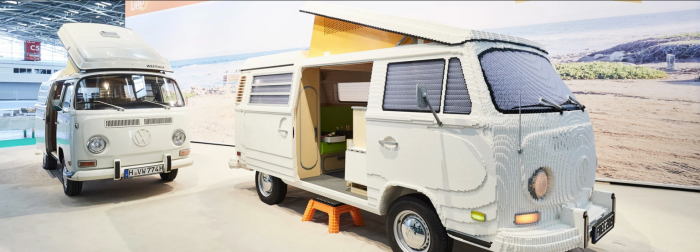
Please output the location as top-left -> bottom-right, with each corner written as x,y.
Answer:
56,85 -> 74,165
35,82 -> 51,152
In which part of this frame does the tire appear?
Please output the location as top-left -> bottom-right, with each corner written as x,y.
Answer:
62,164 -> 83,196
159,169 -> 178,182
386,195 -> 453,252
43,153 -> 58,170
255,171 -> 287,205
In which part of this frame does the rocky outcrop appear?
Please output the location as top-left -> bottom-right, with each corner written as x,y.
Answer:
578,33 -> 700,64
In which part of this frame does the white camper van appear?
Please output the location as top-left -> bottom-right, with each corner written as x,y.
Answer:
36,23 -> 193,196
229,3 -> 615,252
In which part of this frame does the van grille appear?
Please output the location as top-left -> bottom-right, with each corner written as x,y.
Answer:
236,75 -> 247,103
105,119 -> 140,128
144,117 -> 172,125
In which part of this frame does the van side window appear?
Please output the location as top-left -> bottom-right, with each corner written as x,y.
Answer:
62,86 -> 74,109
249,73 -> 293,105
37,83 -> 51,105
443,58 -> 472,114
382,59 -> 444,112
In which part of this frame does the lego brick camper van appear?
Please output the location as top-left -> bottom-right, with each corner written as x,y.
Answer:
229,2 -> 615,251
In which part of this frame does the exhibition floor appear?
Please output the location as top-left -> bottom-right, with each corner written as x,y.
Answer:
0,143 -> 698,252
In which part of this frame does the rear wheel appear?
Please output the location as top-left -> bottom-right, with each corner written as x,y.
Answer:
62,164 -> 82,196
387,195 -> 453,252
255,171 -> 287,205
159,169 -> 178,182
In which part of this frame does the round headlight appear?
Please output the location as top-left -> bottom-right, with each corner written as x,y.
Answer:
172,129 -> 186,146
528,168 -> 549,199
86,135 -> 107,154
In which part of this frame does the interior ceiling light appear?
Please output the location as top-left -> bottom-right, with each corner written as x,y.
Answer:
41,17 -> 51,21
69,10 -> 79,14
17,22 -> 26,26
101,2 -> 111,6
95,3 -> 105,7
96,16 -> 100,18
4,1 -> 18,4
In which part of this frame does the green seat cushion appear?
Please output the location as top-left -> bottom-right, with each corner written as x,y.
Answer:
320,141 -> 346,155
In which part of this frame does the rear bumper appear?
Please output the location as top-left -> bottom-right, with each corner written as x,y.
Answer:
228,156 -> 251,170
67,156 -> 193,181
465,189 -> 616,252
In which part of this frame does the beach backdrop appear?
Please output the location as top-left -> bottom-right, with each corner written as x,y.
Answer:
26,0 -> 689,186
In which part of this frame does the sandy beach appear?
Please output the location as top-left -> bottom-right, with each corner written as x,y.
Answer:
568,63 -> 700,186
185,63 -> 700,186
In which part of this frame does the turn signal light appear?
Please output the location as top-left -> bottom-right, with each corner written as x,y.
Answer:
515,212 -> 540,225
179,149 -> 191,156
237,151 -> 241,156
78,160 -> 97,168
471,211 -> 485,222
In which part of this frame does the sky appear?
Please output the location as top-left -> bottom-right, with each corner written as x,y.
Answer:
126,1 -> 700,61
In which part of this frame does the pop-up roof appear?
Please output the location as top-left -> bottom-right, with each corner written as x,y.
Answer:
300,2 -> 546,54
57,23 -> 173,72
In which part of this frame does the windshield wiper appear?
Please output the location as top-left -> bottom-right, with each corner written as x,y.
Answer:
564,95 -> 586,111
78,101 -> 125,111
511,98 -> 564,113
141,100 -> 170,110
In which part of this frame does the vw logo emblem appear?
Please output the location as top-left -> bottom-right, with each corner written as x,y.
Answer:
132,129 -> 152,147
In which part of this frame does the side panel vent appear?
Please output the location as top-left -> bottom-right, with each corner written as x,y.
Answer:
236,75 -> 247,103
144,117 -> 173,125
105,119 -> 140,128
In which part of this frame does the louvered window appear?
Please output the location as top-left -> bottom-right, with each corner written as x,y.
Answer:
236,75 -> 247,103
249,73 -> 293,105
382,59 -> 444,112
444,58 -> 472,114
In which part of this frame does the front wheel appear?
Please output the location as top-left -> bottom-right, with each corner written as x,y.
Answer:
387,195 -> 453,252
159,169 -> 178,182
62,165 -> 83,196
255,171 -> 287,205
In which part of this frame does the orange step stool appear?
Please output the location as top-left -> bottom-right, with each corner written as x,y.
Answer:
302,197 -> 364,233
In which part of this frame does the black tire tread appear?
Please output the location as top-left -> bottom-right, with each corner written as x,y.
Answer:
160,169 -> 179,182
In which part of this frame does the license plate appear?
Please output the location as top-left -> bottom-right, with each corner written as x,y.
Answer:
591,212 -> 615,244
124,165 -> 164,178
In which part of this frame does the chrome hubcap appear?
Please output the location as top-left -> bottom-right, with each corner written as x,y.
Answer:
257,172 -> 273,197
394,210 -> 430,251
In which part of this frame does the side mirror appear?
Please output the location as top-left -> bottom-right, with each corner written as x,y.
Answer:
52,99 -> 62,112
416,84 -> 428,109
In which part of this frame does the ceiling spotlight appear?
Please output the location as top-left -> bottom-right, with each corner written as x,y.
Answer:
0,28 -> 6,31
101,2 -> 111,6
95,3 -> 105,7
41,17 -> 52,21
17,22 -> 26,26
95,16 -> 100,18
4,1 -> 18,4
68,10 -> 79,14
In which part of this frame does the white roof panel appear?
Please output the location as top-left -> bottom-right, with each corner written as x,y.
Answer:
300,2 -> 548,53
57,23 -> 173,72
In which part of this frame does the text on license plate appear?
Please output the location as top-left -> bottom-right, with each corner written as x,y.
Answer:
124,165 -> 164,178
591,212 -> 615,244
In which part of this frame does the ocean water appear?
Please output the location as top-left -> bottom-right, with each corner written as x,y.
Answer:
487,9 -> 700,56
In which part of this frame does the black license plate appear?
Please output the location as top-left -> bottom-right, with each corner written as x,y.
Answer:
591,212 -> 615,244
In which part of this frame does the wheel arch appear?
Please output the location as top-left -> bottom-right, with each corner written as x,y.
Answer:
379,184 -> 443,220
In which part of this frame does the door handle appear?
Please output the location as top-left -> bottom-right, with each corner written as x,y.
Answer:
278,129 -> 288,133
378,140 -> 398,146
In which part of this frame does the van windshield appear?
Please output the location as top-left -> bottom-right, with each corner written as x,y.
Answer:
480,49 -> 577,114
74,74 -> 185,110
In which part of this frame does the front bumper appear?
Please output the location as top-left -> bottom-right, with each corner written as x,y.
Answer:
66,156 -> 193,181
484,189 -> 616,252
